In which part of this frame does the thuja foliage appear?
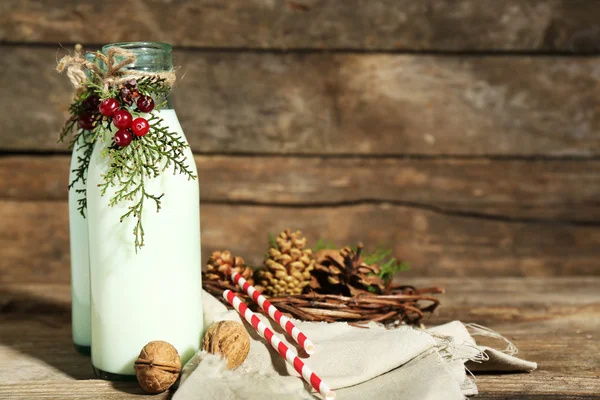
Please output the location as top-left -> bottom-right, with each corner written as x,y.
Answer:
59,68 -> 195,251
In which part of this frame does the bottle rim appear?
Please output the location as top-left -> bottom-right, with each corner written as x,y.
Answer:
101,42 -> 173,73
102,42 -> 172,53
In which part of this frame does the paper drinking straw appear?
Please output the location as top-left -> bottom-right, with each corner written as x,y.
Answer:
223,290 -> 335,400
231,272 -> 316,355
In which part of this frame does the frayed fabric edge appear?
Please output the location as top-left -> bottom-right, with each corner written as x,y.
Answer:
464,323 -> 519,356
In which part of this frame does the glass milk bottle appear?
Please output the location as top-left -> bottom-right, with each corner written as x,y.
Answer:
87,42 -> 202,379
69,52 -> 100,355
69,133 -> 92,355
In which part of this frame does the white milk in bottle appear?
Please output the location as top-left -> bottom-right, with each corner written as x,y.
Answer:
68,133 -> 92,354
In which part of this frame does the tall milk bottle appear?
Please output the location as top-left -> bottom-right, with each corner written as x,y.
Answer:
87,42 -> 202,379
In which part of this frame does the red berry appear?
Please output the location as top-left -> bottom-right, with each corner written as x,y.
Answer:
99,98 -> 120,116
78,113 -> 96,130
136,96 -> 154,113
131,118 -> 150,137
114,129 -> 133,147
83,94 -> 101,112
113,110 -> 133,129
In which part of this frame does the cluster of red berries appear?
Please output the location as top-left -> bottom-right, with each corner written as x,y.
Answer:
99,96 -> 155,147
77,94 -> 102,131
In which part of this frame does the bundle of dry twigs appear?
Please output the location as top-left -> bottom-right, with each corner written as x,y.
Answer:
203,280 -> 444,327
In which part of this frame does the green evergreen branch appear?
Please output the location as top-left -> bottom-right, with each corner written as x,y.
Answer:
136,76 -> 170,101
75,189 -> 87,217
59,87 -> 101,218
98,110 -> 195,252
58,71 -> 190,251
67,129 -> 95,217
58,90 -> 92,143
87,81 -> 119,100
59,117 -> 78,143
363,247 -> 410,284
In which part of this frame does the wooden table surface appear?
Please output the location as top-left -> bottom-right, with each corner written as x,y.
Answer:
1,277 -> 599,399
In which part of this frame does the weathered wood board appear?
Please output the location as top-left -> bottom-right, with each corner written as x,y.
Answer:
2,46 -> 600,155
2,155 -> 600,222
2,0 -> 600,52
1,1 -> 599,397
1,278 -> 599,398
2,201 -> 600,283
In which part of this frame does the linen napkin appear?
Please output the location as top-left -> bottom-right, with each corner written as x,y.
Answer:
175,291 -> 536,400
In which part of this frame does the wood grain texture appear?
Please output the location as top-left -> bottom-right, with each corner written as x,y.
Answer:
1,278 -> 599,397
2,201 -> 600,283
3,46 -> 600,155
0,381 -> 165,399
2,155 -> 600,222
2,0 -> 600,52
2,374 -> 596,399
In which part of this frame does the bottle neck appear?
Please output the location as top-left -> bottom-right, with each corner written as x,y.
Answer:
102,42 -> 174,109
102,42 -> 173,72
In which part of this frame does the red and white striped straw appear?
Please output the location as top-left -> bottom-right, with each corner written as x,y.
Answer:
231,272 -> 316,355
223,290 -> 335,400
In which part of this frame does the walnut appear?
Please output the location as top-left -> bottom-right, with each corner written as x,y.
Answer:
134,341 -> 182,393
201,321 -> 250,369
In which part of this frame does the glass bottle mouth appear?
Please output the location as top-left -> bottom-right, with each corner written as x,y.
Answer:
101,42 -> 173,72
102,42 -> 172,53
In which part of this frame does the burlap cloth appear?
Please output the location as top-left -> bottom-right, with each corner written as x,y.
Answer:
175,291 -> 536,399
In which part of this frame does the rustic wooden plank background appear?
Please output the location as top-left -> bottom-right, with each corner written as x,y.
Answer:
2,0 -> 600,52
1,0 -> 600,283
4,47 -> 600,155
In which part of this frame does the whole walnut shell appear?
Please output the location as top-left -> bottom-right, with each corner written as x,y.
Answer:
134,341 -> 182,393
202,321 -> 250,369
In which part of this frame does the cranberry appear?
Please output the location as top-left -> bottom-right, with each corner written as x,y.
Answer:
99,98 -> 120,117
114,129 -> 133,147
136,96 -> 155,113
77,113 -> 96,130
131,118 -> 150,137
83,94 -> 101,112
113,110 -> 133,129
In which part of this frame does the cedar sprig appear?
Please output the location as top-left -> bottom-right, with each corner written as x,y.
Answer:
136,76 -> 171,102
60,88 -> 99,216
58,91 -> 91,143
59,117 -> 78,144
99,138 -> 164,250
146,113 -> 196,176
363,247 -> 409,284
98,109 -> 196,251
59,66 -> 189,250
68,129 -> 95,217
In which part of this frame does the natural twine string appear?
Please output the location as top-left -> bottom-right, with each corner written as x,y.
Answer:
56,44 -> 176,93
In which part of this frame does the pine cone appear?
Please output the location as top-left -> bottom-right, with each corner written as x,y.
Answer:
204,251 -> 254,287
256,229 -> 315,296
310,244 -> 386,296
119,79 -> 140,105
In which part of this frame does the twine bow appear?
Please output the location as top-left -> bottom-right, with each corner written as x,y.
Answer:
57,44 -> 176,93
